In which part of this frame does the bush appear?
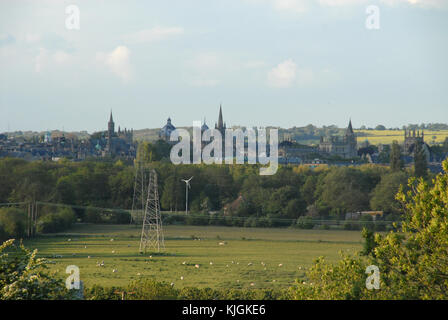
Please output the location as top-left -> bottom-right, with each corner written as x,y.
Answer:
0,240 -> 73,300
108,210 -> 131,224
295,216 -> 314,229
126,280 -> 178,300
84,209 -> 103,223
0,207 -> 27,240
36,208 -> 75,233
185,212 -> 209,226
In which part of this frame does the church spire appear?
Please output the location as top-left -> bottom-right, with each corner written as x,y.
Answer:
346,118 -> 354,135
109,110 -> 114,123
217,104 -> 223,129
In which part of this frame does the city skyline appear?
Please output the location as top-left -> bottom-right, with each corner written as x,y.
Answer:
1,0 -> 448,132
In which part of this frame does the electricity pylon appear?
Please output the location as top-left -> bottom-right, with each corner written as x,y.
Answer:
139,169 -> 165,253
131,162 -> 149,225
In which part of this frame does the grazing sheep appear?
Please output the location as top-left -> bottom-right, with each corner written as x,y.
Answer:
112,269 -> 117,273
248,262 -> 252,266
182,261 -> 186,265
110,239 -> 114,242
195,264 -> 200,269
278,263 -> 283,267
111,250 -> 115,254
137,273 -> 141,276
170,283 -> 174,286
87,256 -> 91,259
180,276 -> 184,280
84,246 -> 87,249
250,283 -> 255,286
67,239 -> 71,242
209,262 -> 213,265
218,242 -> 225,246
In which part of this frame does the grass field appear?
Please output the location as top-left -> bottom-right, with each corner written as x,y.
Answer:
23,224 -> 364,290
355,129 -> 448,145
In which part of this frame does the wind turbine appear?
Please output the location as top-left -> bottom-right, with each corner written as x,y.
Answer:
181,176 -> 193,214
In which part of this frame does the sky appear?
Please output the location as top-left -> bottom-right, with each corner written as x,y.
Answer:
0,0 -> 447,133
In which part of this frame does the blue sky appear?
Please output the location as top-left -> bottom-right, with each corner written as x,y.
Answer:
0,0 -> 447,133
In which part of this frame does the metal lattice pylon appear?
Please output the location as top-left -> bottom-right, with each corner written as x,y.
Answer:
139,169 -> 165,253
131,162 -> 149,225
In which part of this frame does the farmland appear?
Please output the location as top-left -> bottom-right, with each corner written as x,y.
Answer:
23,224 -> 364,290
355,129 -> 448,145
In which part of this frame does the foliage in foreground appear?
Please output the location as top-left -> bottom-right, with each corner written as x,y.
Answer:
0,239 -> 73,300
292,160 -> 448,300
84,279 -> 291,300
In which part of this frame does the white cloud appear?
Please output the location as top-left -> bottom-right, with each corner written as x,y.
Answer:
380,0 -> 447,8
34,47 -> 73,73
267,59 -> 297,88
24,33 -> 41,44
96,46 -> 132,82
243,60 -> 267,69
249,0 -> 447,13
273,0 -> 310,13
125,26 -> 184,44
185,52 -> 223,87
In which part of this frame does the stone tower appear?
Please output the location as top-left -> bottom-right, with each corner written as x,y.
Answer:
215,104 -> 226,137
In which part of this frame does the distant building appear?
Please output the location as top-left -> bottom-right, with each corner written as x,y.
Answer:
159,117 -> 176,142
319,119 -> 358,159
400,129 -> 431,164
105,111 -> 134,157
215,105 -> 226,137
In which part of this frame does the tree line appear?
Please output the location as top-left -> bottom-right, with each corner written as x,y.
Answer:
0,139 -> 437,238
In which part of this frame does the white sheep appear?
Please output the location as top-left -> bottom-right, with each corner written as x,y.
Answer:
195,264 -> 200,269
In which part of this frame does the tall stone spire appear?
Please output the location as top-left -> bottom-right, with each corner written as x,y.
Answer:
346,118 -> 354,135
217,104 -> 223,129
108,110 -> 115,136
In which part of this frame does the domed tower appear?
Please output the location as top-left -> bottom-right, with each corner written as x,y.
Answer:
159,117 -> 176,142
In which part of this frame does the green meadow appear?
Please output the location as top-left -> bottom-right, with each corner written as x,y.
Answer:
23,224 -> 363,290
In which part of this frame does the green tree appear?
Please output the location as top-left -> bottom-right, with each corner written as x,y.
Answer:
413,142 -> 428,179
292,160 -> 448,300
0,239 -> 72,299
317,167 -> 371,214
0,208 -> 27,240
369,171 -> 408,215
389,141 -> 403,172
